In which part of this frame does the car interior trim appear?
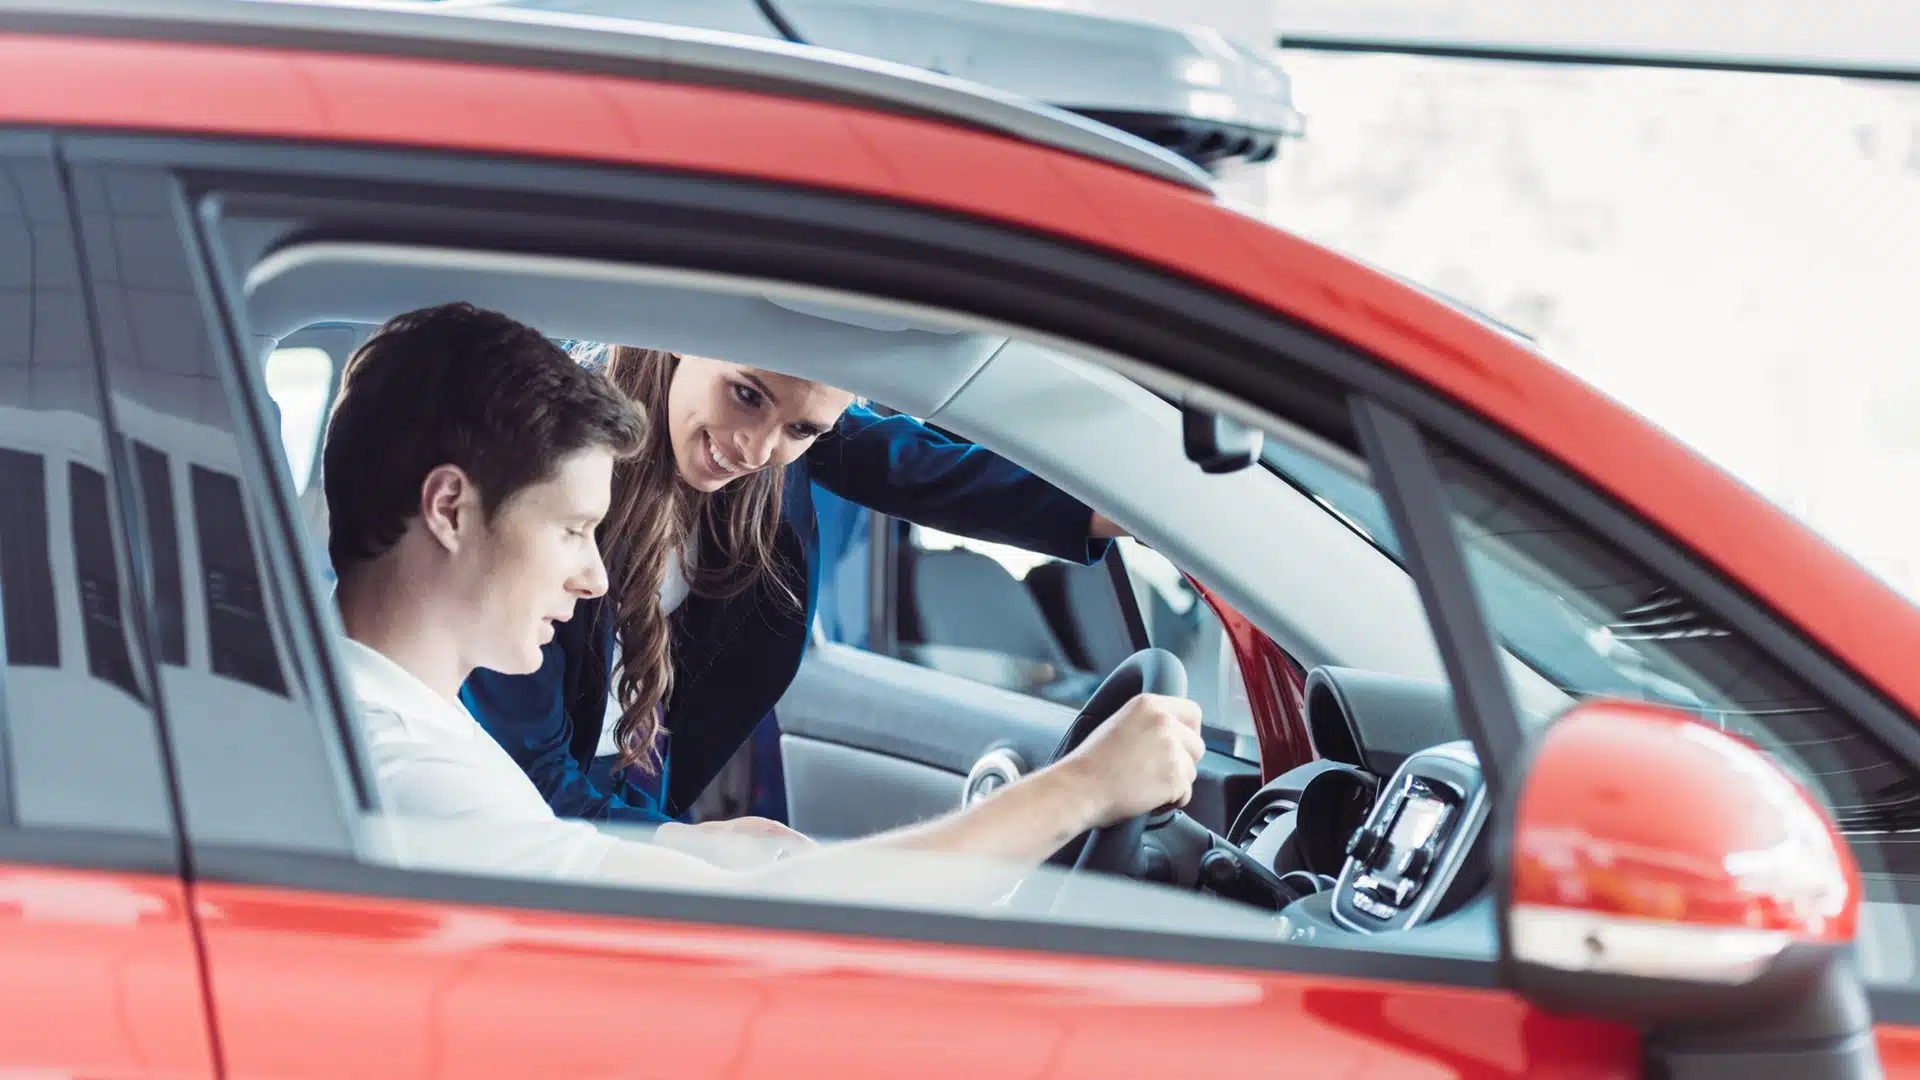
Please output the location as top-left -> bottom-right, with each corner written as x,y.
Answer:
1330,742 -> 1489,933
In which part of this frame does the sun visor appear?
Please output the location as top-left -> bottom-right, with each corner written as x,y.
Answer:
761,294 -> 970,334
463,0 -> 1304,168
244,243 -> 1000,417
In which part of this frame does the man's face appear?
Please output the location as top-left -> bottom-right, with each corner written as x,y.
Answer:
456,447 -> 614,675
666,356 -> 856,493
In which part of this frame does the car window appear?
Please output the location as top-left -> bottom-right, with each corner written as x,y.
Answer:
67,162 -> 360,855
1113,538 -> 1259,756
0,150 -> 175,841
216,318 -> 1336,952
817,505 -> 1257,756
891,521 -> 1107,708
1273,427 -> 1920,986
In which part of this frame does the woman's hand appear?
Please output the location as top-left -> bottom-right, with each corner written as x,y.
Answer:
654,817 -> 816,870
696,816 -> 815,847
1090,510 -> 1129,540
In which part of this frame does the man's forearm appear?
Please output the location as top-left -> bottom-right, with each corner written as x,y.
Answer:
733,761 -> 1107,906
852,759 -> 1102,864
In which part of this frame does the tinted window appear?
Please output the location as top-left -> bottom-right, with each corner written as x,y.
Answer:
68,162 -> 355,853
0,147 -> 172,838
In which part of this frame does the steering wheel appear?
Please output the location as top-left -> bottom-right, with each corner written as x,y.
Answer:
1044,647 -> 1188,877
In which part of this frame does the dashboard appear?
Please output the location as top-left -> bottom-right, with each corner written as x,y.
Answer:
1166,666 -> 1494,940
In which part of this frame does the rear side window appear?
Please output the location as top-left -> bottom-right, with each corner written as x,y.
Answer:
66,162 -> 359,855
0,147 -> 174,840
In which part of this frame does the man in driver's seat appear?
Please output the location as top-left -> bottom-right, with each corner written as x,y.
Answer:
323,303 -> 1205,892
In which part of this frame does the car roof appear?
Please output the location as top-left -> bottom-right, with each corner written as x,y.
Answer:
0,0 -> 1216,192
454,0 -> 1306,167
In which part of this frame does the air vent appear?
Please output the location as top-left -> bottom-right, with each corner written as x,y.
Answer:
1238,799 -> 1296,845
1609,587 -> 1729,641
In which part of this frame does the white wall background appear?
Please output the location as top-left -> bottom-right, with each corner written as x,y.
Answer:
1031,0 -> 1920,604
1264,53 -> 1920,601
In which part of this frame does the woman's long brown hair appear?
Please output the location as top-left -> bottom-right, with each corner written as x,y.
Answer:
596,345 -> 800,773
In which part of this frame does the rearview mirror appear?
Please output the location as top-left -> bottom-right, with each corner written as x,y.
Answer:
1182,405 -> 1263,474
1502,700 -> 1879,1079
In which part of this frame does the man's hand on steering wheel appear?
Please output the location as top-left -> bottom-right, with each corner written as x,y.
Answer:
1057,694 -> 1206,826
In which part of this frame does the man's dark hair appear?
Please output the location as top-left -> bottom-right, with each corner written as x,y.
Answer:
323,302 -> 645,577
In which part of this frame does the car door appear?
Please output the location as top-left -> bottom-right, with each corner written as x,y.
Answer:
38,133 -> 1644,1080
0,135 -> 216,1080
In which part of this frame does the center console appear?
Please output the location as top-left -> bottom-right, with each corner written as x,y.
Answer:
1331,742 -> 1488,932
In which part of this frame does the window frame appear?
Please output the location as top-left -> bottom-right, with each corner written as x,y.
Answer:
75,128 -> 1920,1001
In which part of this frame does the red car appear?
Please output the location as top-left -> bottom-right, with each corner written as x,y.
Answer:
0,2 -> 1914,1079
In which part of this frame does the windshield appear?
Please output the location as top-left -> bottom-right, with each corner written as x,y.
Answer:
1262,441 -> 1710,718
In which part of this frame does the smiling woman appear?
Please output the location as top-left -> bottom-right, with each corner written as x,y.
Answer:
459,331 -> 1116,832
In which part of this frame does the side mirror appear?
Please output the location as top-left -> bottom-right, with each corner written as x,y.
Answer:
1182,404 -> 1263,475
1503,700 -> 1879,1079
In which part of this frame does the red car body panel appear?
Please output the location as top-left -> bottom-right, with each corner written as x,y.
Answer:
0,23 -> 1908,1079
0,865 -> 216,1080
192,880 -> 1637,1080
5,32 -> 1916,738
1188,574 -> 1314,780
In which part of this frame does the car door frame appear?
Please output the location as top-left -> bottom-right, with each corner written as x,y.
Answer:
56,110 -> 1591,981
79,130 -> 1641,1080
147,116 -> 1920,955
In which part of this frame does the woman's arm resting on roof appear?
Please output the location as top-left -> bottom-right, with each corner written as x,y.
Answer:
808,405 -> 1117,564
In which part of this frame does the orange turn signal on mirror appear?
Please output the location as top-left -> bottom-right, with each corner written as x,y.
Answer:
1506,700 -> 1858,985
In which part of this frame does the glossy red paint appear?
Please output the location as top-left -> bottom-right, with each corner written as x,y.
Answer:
0,863 -> 216,1080
5,29 -> 1910,741
193,879 -> 1636,1080
1511,701 -> 1859,940
1879,1027 -> 1920,1076
1186,573 -> 1314,780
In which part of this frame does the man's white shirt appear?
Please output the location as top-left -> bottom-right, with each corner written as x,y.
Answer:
340,636 -> 618,881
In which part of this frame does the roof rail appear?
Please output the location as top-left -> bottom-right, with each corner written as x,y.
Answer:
0,0 -> 1217,191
